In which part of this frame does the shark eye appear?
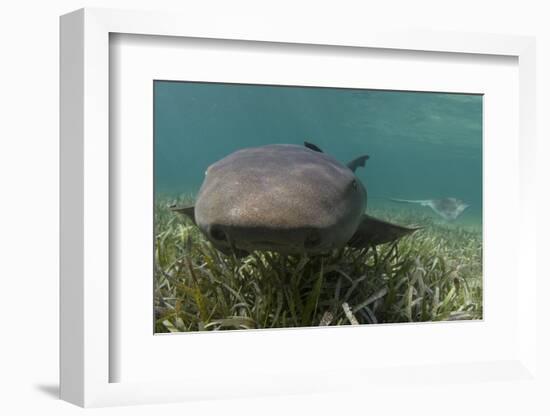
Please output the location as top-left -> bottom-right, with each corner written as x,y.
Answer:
351,180 -> 358,190
209,226 -> 226,242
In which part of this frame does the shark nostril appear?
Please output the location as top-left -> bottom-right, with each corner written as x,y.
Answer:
304,231 -> 321,249
209,226 -> 226,242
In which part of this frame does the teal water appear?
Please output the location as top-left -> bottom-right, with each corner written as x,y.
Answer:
154,81 -> 482,228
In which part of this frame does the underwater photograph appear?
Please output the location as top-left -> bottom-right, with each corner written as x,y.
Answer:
153,80 -> 483,333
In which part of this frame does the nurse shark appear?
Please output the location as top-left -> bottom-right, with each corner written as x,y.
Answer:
173,142 -> 419,256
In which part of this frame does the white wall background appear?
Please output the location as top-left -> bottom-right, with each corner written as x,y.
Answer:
0,0 -> 548,414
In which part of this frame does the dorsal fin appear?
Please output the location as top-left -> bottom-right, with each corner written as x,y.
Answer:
347,155 -> 370,172
304,141 -> 323,153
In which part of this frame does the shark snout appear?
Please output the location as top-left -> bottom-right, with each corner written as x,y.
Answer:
204,223 -> 325,253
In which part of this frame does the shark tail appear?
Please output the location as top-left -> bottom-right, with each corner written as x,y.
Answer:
388,198 -> 431,206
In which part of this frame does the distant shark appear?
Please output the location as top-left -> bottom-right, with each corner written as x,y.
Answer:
389,198 -> 470,221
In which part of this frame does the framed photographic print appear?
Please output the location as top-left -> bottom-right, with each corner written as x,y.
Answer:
60,8 -> 538,408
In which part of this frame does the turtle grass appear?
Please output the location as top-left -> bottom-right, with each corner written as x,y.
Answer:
154,197 -> 482,333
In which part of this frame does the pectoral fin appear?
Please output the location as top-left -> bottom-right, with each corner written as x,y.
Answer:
347,214 -> 420,248
170,205 -> 196,224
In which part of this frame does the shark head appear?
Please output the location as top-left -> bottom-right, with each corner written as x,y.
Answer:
194,144 -> 366,255
435,198 -> 470,220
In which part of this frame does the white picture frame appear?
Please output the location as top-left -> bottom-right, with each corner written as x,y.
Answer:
60,8 -> 538,408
